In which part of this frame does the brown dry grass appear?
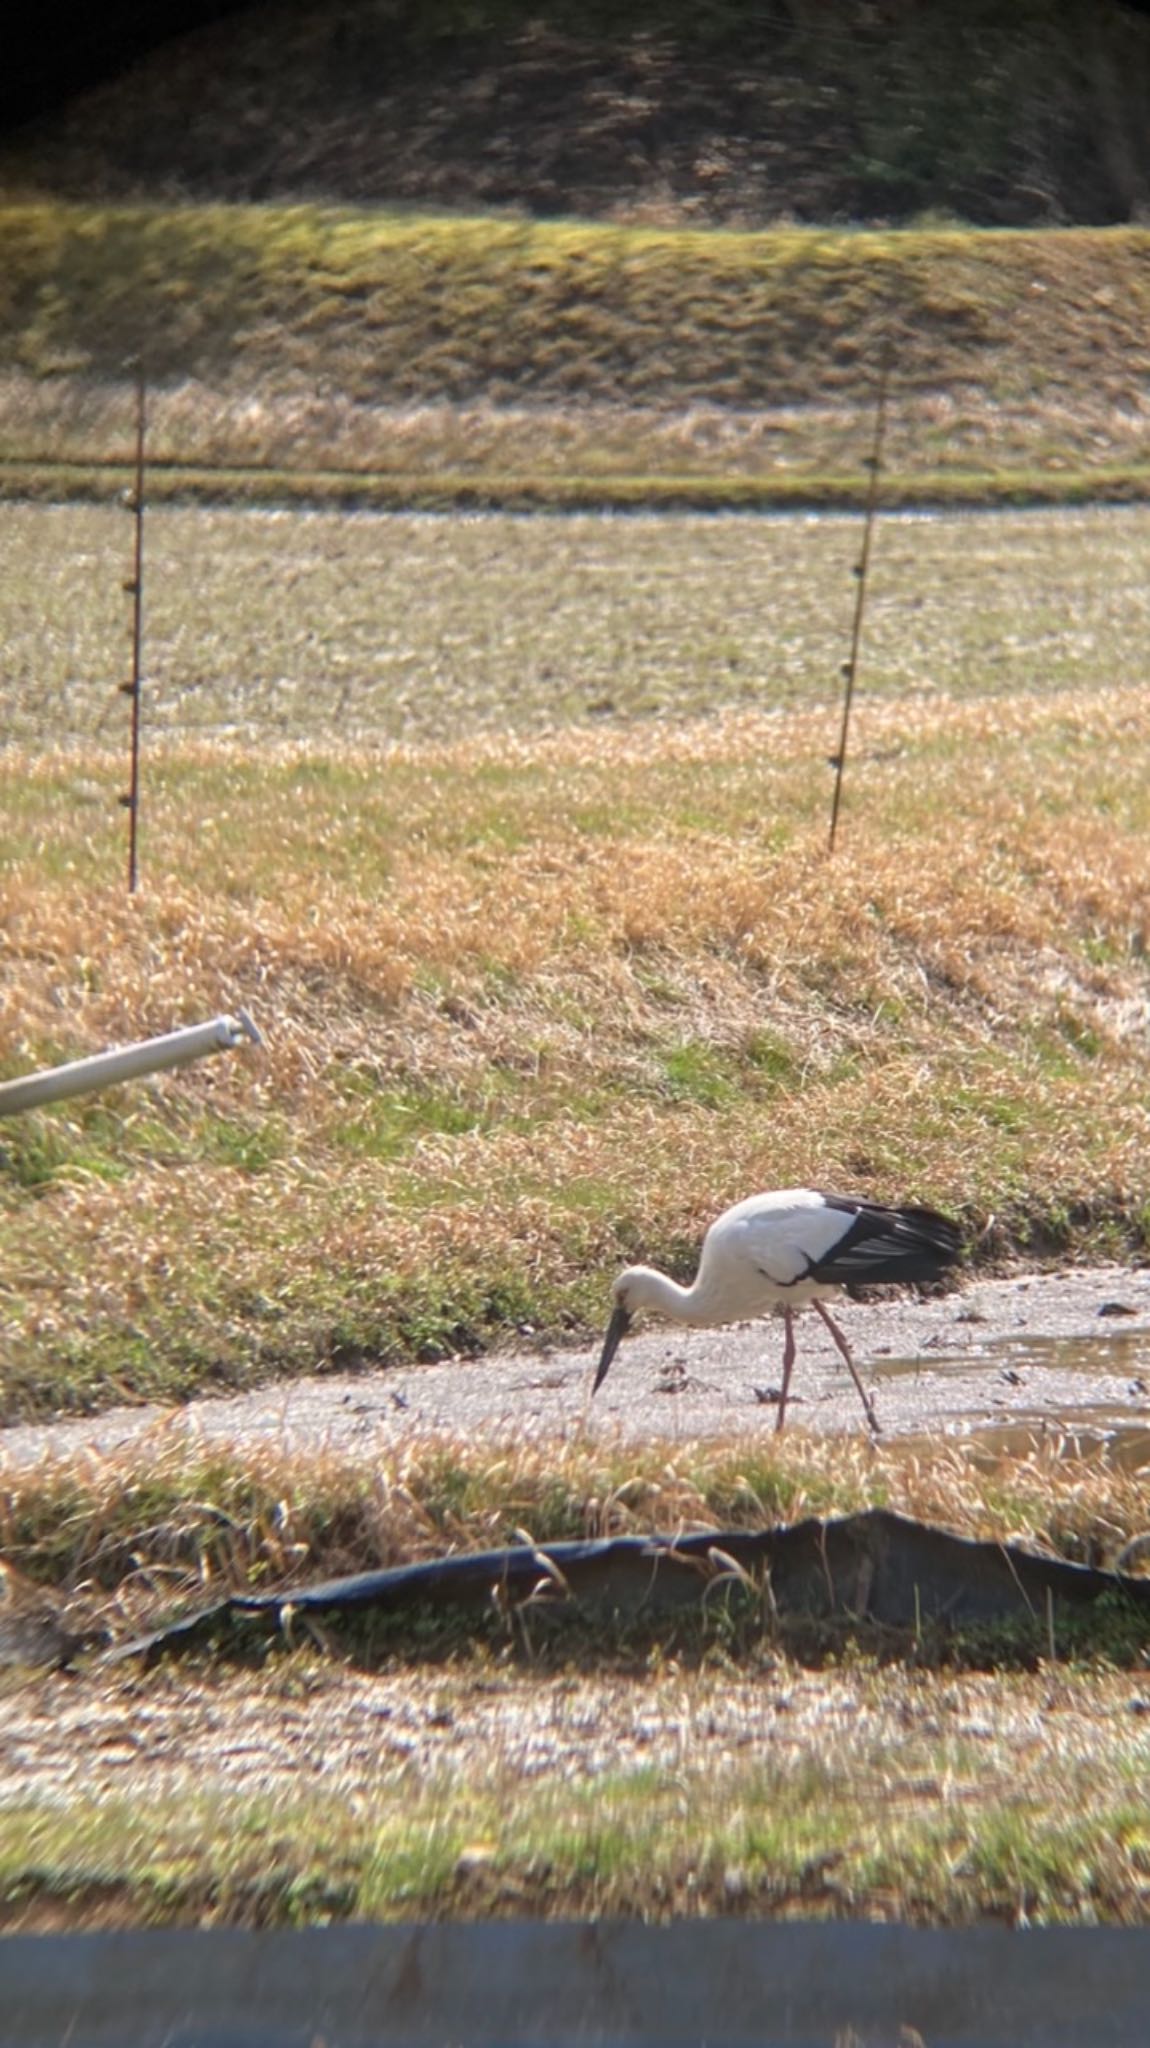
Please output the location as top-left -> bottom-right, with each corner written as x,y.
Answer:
4,382 -> 1150,501
4,674 -> 1150,1415
2,210 -> 1148,416
5,1422 -> 1150,1618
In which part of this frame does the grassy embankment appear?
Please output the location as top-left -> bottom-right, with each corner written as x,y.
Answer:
2,207 -> 1150,506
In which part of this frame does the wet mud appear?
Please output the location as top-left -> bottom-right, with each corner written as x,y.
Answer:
3,1263 -> 1150,1473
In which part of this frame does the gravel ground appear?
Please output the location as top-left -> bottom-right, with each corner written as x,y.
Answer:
4,1644 -> 1150,1816
3,1265 -> 1150,1477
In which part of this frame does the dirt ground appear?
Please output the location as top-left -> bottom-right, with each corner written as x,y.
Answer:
4,1647 -> 1150,1818
4,1263 -> 1150,1476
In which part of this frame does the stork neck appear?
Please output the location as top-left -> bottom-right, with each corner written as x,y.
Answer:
625,1265 -> 713,1326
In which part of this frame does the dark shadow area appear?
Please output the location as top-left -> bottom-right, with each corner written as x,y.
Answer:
1,4 -> 260,130
5,1 -> 1150,226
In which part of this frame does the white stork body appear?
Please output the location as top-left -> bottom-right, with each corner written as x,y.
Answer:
592,1189 -> 961,1433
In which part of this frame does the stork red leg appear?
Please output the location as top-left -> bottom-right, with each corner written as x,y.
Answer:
812,1298 -> 881,1435
776,1307 -> 796,1434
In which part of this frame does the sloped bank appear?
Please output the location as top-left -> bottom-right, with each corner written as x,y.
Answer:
2,212 -> 1149,503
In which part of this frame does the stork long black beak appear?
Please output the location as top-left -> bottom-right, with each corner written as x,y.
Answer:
592,1302 -> 632,1394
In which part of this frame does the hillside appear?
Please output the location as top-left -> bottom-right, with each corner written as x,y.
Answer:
3,3 -> 1150,508
3,0 -> 1150,229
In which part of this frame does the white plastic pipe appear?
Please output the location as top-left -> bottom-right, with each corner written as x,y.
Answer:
0,1010 -> 262,1117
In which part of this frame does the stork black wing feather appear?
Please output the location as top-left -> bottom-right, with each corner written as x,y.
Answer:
808,1196 -> 961,1287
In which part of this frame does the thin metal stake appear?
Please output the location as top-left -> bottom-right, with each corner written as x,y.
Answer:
119,360 -> 146,893
828,339 -> 892,854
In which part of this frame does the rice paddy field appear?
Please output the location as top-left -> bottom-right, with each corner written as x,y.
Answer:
4,493 -> 1150,1929
6,499 -> 1150,745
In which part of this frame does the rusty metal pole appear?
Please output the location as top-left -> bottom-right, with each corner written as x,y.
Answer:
828,339 -> 892,855
120,360 -> 146,892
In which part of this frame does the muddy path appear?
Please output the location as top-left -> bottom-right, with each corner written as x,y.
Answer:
4,1264 -> 1150,1475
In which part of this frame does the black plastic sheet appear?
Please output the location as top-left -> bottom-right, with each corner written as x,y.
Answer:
109,1507 -> 1150,1662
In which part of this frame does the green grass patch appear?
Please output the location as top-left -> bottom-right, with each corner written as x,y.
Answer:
4,1759 -> 1149,1931
331,1076 -> 504,1161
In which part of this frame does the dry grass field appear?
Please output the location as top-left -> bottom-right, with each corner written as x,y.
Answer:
6,501 -> 1150,745
4,497 -> 1150,1930
4,503 -> 1150,1420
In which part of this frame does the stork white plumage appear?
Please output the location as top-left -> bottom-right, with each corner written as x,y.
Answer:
592,1189 -> 962,1434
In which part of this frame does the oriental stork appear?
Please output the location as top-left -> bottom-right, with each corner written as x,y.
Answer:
592,1189 -> 961,1433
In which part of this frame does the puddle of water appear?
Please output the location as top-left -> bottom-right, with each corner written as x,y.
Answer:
875,1326 -> 1150,1382
878,1325 -> 1150,1466
959,1412 -> 1150,1471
